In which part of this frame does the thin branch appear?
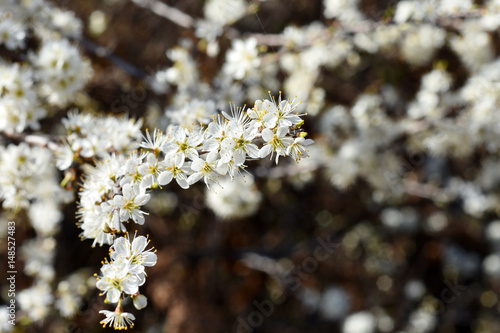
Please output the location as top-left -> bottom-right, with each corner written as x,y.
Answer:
241,253 -> 286,276
247,33 -> 288,46
403,179 -> 456,201
1,130 -> 60,152
76,36 -> 149,79
130,0 -> 194,29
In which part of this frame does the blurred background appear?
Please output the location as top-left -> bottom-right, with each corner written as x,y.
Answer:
3,0 -> 500,332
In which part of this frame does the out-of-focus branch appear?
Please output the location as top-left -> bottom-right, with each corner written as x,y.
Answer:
403,179 -> 456,201
76,36 -> 149,79
130,0 -> 194,28
247,33 -> 288,46
264,162 -> 318,179
437,10 -> 483,30
240,253 -> 286,276
128,0 -> 289,47
0,130 -> 60,152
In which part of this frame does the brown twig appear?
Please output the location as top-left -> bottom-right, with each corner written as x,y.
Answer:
130,0 -> 194,28
0,130 -> 60,152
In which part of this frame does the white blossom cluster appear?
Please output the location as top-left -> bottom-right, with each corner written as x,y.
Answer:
0,142 -> 96,324
205,175 -> 262,219
0,0 -> 93,327
77,95 -> 312,245
56,111 -> 143,170
0,143 -> 68,214
96,235 -> 156,330
267,0 -> 500,221
0,1 -> 91,133
72,93 -> 311,326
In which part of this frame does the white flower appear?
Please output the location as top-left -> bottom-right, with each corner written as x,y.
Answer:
157,154 -> 191,189
259,126 -> 293,164
220,126 -> 259,165
203,116 -> 231,152
401,24 -> 446,67
188,151 -> 222,189
28,201 -> 62,236
96,262 -> 143,304
223,38 -> 260,80
21,238 -> 56,281
49,7 -> 83,37
323,0 -> 364,22
166,99 -> 217,128
164,47 -> 198,89
206,175 -> 262,219
18,282 -> 54,322
342,311 -> 375,333
262,95 -> 303,129
55,143 -> 75,170
162,126 -> 203,164
140,128 -> 167,153
99,310 -> 136,330
0,306 -> 13,332
286,137 -> 314,162
110,235 -> 157,267
31,39 -> 93,106
112,183 -> 150,225
204,0 -> 247,26
138,153 -> 166,189
0,19 -> 26,50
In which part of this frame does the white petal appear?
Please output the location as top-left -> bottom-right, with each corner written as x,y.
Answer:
221,137 -> 236,150
233,149 -> 246,165
206,150 -> 218,163
174,126 -> 186,141
158,171 -> 174,185
113,195 -> 125,207
216,160 -> 228,175
146,153 -> 156,165
135,193 -> 150,205
246,144 -> 260,158
132,211 -> 145,225
279,118 -> 292,127
122,278 -> 139,295
277,126 -> 289,137
262,128 -> 274,142
132,236 -> 148,253
107,288 -> 121,303
191,158 -> 205,171
138,164 -> 150,176
112,237 -> 131,258
176,176 -> 189,189
186,148 -> 199,161
133,295 -> 148,310
141,175 -> 153,189
263,113 -> 278,128
175,153 -> 185,167
304,139 -> 314,146
141,252 -> 157,266
203,139 -> 219,151
119,209 -> 130,222
220,149 -> 232,163
188,172 -> 203,185
122,183 -> 133,199
259,144 -> 273,158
